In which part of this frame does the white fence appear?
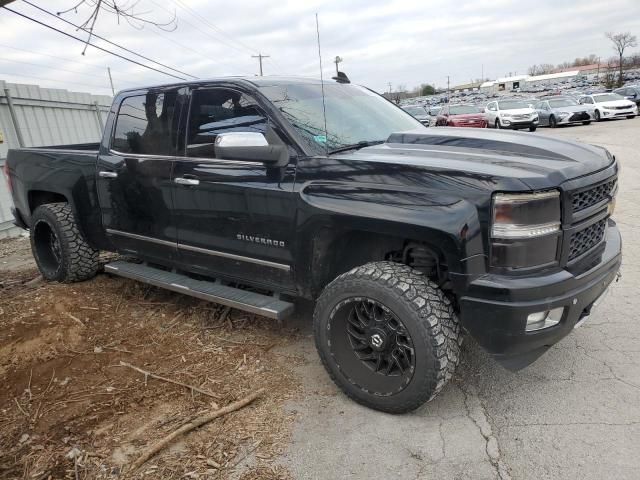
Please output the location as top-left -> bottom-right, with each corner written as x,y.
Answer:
0,80 -> 112,238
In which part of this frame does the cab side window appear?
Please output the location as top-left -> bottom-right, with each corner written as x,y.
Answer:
186,88 -> 267,158
112,91 -> 179,155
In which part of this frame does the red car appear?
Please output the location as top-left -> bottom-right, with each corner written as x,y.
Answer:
436,104 -> 488,128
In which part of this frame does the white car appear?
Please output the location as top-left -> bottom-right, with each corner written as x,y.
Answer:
484,100 -> 539,131
578,93 -> 638,121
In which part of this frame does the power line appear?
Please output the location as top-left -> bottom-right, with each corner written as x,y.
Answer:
147,0 -> 254,57
2,5 -> 188,81
148,27 -> 252,75
0,70 -> 112,91
21,0 -> 197,80
0,57 -> 113,80
169,0 -> 260,55
0,41 -> 123,73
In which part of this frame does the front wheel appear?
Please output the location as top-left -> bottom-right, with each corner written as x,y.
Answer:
30,203 -> 99,282
495,119 -> 502,129
549,115 -> 557,128
313,262 -> 462,413
627,115 -> 636,119
594,110 -> 601,121
582,121 -> 591,125
529,125 -> 537,132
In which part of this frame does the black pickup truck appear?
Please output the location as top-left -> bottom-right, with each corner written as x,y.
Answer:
5,77 -> 622,413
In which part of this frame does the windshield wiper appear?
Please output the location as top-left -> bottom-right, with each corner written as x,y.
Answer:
328,140 -> 385,155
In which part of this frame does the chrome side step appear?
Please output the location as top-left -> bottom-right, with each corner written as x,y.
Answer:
104,260 -> 294,320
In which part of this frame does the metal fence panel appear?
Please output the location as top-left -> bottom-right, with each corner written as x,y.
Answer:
0,80 -> 111,238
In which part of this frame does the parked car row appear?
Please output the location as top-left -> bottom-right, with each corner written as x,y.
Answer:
401,91 -> 637,131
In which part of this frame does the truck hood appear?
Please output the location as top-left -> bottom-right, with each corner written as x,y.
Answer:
341,128 -> 614,189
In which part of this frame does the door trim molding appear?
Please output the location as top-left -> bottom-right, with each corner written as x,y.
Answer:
106,228 -> 291,272
106,228 -> 176,247
178,243 -> 291,271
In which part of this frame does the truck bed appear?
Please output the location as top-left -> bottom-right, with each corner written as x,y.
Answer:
6,144 -> 107,249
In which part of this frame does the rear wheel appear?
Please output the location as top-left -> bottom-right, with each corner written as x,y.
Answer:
30,203 -> 99,282
582,121 -> 591,125
549,115 -> 557,128
313,262 -> 462,413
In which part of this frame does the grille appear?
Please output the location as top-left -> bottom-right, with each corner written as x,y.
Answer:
568,219 -> 606,261
569,112 -> 589,121
572,179 -> 616,213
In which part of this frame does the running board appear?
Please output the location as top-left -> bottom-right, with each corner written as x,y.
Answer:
104,260 -> 294,320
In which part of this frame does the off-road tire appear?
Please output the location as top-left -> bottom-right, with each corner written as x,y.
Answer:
30,202 -> 99,282
313,261 -> 462,413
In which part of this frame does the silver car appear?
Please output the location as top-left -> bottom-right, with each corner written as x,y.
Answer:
535,97 -> 594,128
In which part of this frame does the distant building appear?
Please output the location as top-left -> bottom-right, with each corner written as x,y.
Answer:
526,70 -> 582,85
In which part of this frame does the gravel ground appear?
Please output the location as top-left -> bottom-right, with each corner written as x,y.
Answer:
279,117 -> 640,480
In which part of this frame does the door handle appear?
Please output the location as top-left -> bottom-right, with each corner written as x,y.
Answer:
174,177 -> 200,186
98,171 -> 118,178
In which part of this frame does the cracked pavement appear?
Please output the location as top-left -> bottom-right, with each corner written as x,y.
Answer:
277,119 -> 639,479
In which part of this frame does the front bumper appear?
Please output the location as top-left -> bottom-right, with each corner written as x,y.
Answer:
557,112 -> 593,124
458,219 -> 621,370
601,108 -> 637,118
501,118 -> 539,129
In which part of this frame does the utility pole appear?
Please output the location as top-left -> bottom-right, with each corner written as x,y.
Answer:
446,76 -> 450,102
251,53 -> 270,76
107,67 -> 115,96
388,82 -> 392,94
334,56 -> 343,75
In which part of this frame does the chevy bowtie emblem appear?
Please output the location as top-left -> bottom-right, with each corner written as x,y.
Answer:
237,234 -> 285,248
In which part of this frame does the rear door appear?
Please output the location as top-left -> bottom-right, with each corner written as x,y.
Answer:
97,87 -> 188,263
171,86 -> 297,290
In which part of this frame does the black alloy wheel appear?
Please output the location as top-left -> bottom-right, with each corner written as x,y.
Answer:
329,297 -> 415,396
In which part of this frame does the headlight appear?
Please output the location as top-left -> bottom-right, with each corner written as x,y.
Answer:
501,113 -> 512,118
557,111 -> 570,118
490,190 -> 561,269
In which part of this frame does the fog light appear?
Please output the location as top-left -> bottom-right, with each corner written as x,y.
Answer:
526,307 -> 564,331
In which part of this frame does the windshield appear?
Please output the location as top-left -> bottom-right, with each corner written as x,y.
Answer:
259,83 -> 423,154
498,100 -> 528,110
548,98 -> 579,108
449,105 -> 479,115
403,106 -> 427,115
593,93 -> 624,103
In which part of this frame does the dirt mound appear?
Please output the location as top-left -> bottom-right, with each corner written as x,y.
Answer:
0,239 -> 301,479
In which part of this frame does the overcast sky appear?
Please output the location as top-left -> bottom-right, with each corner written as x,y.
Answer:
0,0 -> 639,96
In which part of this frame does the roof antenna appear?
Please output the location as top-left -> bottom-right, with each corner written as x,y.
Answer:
315,13 -> 329,155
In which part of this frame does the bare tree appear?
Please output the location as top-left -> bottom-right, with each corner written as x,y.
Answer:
606,32 -> 638,86
57,0 -> 177,54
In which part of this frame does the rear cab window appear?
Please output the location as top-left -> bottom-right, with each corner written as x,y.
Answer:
111,91 -> 179,156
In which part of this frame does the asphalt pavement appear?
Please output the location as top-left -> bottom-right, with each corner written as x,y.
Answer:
278,117 -> 640,480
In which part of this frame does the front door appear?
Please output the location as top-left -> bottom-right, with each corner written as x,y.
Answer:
97,87 -> 187,263
172,86 -> 296,290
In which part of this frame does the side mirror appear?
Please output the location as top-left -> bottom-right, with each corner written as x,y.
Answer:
214,132 -> 289,166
